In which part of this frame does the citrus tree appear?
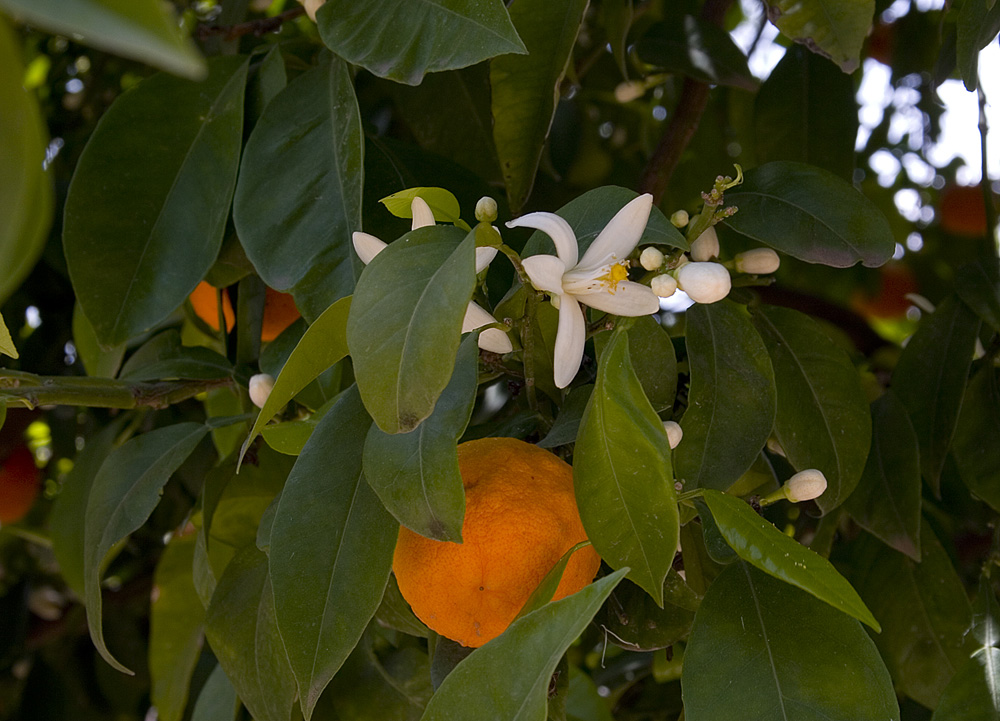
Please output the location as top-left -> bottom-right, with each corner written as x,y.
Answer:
1,0 -> 999,719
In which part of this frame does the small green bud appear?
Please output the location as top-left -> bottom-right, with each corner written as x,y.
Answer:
475,196 -> 498,223
670,210 -> 689,228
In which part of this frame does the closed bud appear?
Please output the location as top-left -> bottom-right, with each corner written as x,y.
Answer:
663,421 -> 683,449
690,226 -> 720,262
249,373 -> 276,409
640,246 -> 665,271
614,80 -> 646,103
675,262 -> 731,304
735,248 -> 780,274
651,274 -> 678,298
475,196 -> 498,223
301,0 -> 325,21
785,469 -> 827,502
670,209 -> 689,228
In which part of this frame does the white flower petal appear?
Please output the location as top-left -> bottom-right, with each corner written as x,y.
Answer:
506,212 -> 579,267
522,254 -> 567,296
690,226 -> 719,262
411,196 -> 435,229
462,302 -> 513,353
578,193 -> 653,270
574,281 -> 660,316
475,246 -> 498,274
553,296 -> 586,389
352,231 -> 387,265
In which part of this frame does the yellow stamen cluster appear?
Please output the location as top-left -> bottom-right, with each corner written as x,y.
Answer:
599,261 -> 630,293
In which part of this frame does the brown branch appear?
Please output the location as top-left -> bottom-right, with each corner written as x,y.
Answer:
195,7 -> 306,42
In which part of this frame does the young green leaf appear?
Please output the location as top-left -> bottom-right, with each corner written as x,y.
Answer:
380,187 -> 464,227
683,563 -> 898,721
765,0 -> 873,73
190,664 -> 238,721
700,489 -> 879,630
0,312 -> 16,361
575,329 -> 678,606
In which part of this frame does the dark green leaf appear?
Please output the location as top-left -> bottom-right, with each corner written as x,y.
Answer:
565,666 -> 615,721
315,0 -> 525,86
575,329 -> 678,605
701,489 -> 879,630
723,161 -> 895,268
363,333 -> 478,541
320,635 -> 426,721
0,17 -> 52,307
84,422 -> 209,674
954,365 -> 1000,512
72,304 -> 124,378
751,304 -> 871,512
420,569 -> 627,721
892,295 -> 980,495
764,0 -> 873,73
118,330 -> 232,381
190,665 -> 238,721
956,0 -> 1000,91
347,226 -> 475,434
537,384 -> 593,449
233,57 -> 362,320
931,649 -> 1000,721
205,546 -> 296,721
64,57 -> 247,346
0,0 -> 205,78
375,575 -> 430,639
491,0 -> 588,212
682,563 -> 898,721
853,524 -> 974,708
602,0 -> 633,77
972,574 -> 1000,650
270,387 -> 398,718
516,542 -> 594,621
597,573 -> 696,651
956,259 -> 1000,333
635,18 -> 758,91
150,531 -> 205,721
844,391 -> 922,560
594,316 -> 677,414
675,300 -> 776,490
754,45 -> 857,180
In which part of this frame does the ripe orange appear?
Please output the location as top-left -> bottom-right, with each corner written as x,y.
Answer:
188,281 -> 301,342
0,447 -> 41,525
940,184 -> 988,238
393,438 -> 602,648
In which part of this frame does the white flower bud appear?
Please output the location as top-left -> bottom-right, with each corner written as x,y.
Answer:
651,274 -> 678,298
614,80 -> 646,103
670,210 -> 689,228
675,262 -> 731,304
766,437 -> 786,458
735,248 -> 780,274
690,226 -> 720,262
663,421 -> 683,449
475,196 -> 498,223
640,246 -> 665,271
785,469 -> 827,502
301,0 -> 325,21
249,373 -> 276,409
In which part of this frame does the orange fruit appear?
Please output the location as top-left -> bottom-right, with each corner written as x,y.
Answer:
940,184 -> 988,238
393,437 -> 602,648
0,446 -> 41,525
851,263 -> 919,319
188,281 -> 301,342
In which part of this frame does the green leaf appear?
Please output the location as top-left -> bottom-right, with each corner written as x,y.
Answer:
347,226 -> 476,434
315,0 -> 526,86
490,0 -> 588,213
420,568 -> 627,721
205,546 -> 297,721
72,304 -> 124,378
0,0 -> 205,78
565,666 -> 615,721
190,665 -> 238,721
764,0 -> 873,73
844,391 -> 922,560
150,531 -> 206,721
270,386 -> 398,718
634,17 -> 758,91
375,575 -> 430,639
675,300 -> 776,490
0,312 -> 16,359
682,563 -> 898,721
515,542 -> 594,621
956,259 -> 1000,334
701,489 -> 879,630
954,365 -> 1000,512
723,161 -> 895,268
575,329 -> 678,605
64,56 -> 248,347
892,295 -> 981,495
0,17 -> 52,308
522,186 -> 687,258
602,0 -> 633,77
233,57 -> 363,320
753,45 -> 857,180
84,422 -> 209,673
241,295 -> 352,465
751,304 -> 871,512
118,330 -> 233,381
594,316 -> 677,414
853,524 -> 974,708
537,384 -> 592,449
380,187 -> 464,227
363,333 -> 478,541
956,0 -> 1000,91
596,572 -> 697,651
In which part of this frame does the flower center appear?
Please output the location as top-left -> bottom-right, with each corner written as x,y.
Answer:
562,259 -> 631,295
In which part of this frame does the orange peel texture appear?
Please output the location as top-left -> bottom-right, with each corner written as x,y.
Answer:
188,281 -> 300,341
392,437 -> 601,648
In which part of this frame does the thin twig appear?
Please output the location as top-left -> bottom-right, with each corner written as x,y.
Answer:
0,372 -> 233,410
195,7 -> 305,42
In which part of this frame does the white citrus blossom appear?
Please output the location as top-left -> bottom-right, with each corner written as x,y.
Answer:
690,226 -> 720,262
507,194 -> 661,388
248,373 -> 275,409
352,197 -> 513,354
784,469 -> 828,502
300,0 -> 325,21
734,248 -> 780,274
675,261 -> 731,304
